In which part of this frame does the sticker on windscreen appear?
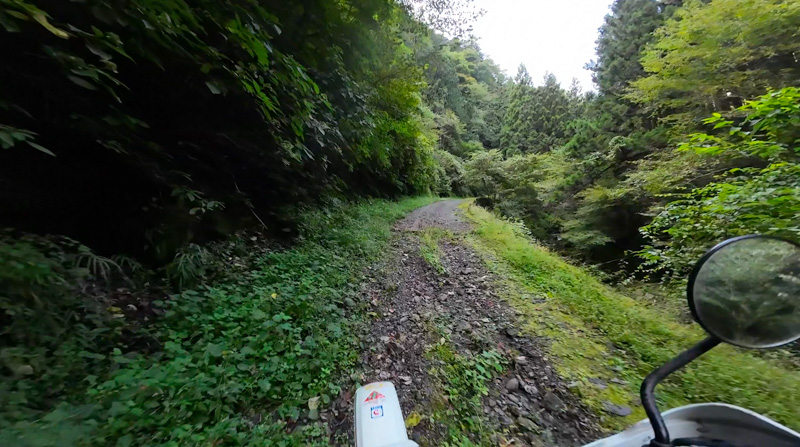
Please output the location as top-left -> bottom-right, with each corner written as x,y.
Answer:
363,391 -> 385,404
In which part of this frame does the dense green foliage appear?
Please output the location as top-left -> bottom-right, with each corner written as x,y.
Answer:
589,0 -> 670,96
415,35 -> 507,156
639,88 -> 800,275
464,0 -> 800,280
4,0 -> 800,442
13,0 -> 795,300
0,0 -> 497,263
630,0 -> 800,127
460,0 -> 679,261
1,197 -> 438,446
500,67 -> 577,156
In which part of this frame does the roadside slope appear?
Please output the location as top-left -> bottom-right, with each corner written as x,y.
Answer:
462,202 -> 800,431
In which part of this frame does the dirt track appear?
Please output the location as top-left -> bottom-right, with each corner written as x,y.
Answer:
332,200 -> 602,446
393,199 -> 473,233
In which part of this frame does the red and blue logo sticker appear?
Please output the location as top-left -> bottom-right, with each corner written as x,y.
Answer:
363,391 -> 385,403
370,405 -> 384,419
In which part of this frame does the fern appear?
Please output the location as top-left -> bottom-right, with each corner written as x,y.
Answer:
72,246 -> 122,282
165,243 -> 211,289
111,255 -> 143,274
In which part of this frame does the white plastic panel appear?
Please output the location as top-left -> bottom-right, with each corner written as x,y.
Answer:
584,403 -> 800,447
354,382 -> 418,447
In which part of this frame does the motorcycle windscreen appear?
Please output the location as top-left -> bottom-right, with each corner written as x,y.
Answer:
582,403 -> 800,447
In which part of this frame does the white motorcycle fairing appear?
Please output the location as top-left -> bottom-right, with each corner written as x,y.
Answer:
584,403 -> 800,447
354,382 -> 418,447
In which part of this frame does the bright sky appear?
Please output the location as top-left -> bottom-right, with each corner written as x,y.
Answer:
471,0 -> 614,91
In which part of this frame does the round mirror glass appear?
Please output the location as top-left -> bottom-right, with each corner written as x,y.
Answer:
689,235 -> 800,348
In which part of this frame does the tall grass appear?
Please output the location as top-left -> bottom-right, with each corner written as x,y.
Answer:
463,203 -> 800,431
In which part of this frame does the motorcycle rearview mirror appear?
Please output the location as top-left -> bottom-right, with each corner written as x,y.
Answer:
641,235 -> 800,447
687,235 -> 800,348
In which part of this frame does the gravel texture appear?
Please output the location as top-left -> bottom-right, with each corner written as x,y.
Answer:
393,199 -> 473,233
330,200 -> 603,446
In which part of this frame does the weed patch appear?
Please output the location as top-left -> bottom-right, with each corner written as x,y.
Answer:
425,322 -> 506,446
462,203 -> 800,431
418,228 -> 451,275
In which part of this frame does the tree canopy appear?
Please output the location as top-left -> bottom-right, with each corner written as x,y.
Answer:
629,0 -> 800,127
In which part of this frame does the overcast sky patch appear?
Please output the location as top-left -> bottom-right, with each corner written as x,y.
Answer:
471,0 -> 614,90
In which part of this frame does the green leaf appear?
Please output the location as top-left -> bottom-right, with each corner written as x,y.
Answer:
27,141 -> 56,156
272,313 -> 291,322
68,75 -> 98,90
0,11 -> 22,32
86,43 -> 112,61
205,81 -> 222,95
32,12 -> 69,39
207,343 -> 224,357
0,132 -> 14,149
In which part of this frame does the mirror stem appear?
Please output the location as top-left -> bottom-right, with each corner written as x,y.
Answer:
641,336 -> 721,446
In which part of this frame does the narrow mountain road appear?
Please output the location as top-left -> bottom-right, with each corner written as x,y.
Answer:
333,200 -> 602,446
393,199 -> 473,233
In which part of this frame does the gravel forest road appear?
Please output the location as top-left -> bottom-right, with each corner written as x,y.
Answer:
393,199 -> 473,233
332,200 -> 602,446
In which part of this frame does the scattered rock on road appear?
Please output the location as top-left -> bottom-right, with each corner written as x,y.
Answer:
588,378 -> 608,390
517,416 -> 539,432
505,377 -> 520,392
602,401 -> 633,417
332,200 -> 603,446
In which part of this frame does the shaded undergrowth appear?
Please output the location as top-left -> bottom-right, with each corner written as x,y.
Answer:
0,197 -> 438,447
